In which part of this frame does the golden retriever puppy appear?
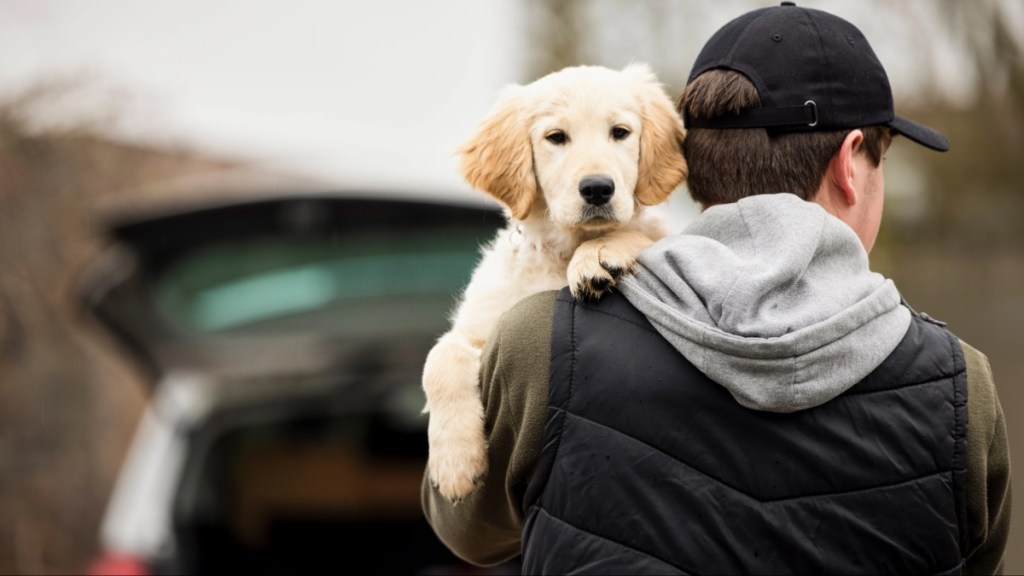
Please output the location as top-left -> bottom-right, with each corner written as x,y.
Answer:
422,63 -> 687,501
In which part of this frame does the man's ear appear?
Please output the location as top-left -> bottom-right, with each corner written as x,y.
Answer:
827,129 -> 865,207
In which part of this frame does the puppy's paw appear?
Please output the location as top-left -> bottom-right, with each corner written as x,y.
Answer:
569,262 -> 619,301
569,241 -> 634,301
594,239 -> 641,280
427,410 -> 488,503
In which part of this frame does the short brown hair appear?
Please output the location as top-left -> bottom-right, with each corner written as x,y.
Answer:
679,69 -> 890,206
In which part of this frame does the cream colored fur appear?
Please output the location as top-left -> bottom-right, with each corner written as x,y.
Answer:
422,64 -> 687,501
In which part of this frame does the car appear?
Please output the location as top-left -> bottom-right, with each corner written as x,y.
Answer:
78,172 -> 519,575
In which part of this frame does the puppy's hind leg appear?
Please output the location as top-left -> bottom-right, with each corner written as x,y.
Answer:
422,331 -> 488,502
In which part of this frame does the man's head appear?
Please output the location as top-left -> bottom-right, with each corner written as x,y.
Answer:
679,2 -> 948,250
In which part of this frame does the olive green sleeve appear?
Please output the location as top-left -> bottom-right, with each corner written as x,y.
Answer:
421,290 -> 558,566
962,340 -> 1012,575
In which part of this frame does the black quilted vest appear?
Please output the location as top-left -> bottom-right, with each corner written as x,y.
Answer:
522,290 -> 968,575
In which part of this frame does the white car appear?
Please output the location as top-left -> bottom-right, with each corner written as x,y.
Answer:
79,174 -> 519,575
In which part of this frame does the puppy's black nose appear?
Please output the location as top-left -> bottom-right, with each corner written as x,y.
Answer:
579,175 -> 615,206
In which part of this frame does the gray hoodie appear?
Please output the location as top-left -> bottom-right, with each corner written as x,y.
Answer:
619,193 -> 911,413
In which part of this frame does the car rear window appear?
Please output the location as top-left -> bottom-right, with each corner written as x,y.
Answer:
155,228 -> 485,336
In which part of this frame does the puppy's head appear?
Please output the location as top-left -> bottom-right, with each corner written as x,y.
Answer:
458,63 -> 687,229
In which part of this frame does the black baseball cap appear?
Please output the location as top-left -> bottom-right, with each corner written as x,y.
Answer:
684,1 -> 949,151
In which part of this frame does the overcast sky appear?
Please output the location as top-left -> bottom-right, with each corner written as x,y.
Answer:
0,0 -> 524,194
1,0 -> 1017,199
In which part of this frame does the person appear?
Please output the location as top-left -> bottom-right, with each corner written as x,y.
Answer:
422,3 -> 1012,574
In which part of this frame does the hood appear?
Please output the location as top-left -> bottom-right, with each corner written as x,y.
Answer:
619,193 -> 910,413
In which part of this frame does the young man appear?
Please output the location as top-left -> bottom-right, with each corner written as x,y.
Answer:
423,3 -> 1011,574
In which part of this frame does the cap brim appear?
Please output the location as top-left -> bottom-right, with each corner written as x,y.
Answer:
890,116 -> 949,152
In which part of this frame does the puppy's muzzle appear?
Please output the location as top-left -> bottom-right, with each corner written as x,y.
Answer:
579,175 -> 614,207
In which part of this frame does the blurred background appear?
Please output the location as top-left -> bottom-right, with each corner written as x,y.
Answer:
0,0 -> 1021,573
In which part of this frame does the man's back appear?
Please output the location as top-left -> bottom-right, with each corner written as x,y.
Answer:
524,289 -> 967,574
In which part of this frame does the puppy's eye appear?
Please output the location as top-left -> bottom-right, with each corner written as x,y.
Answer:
545,130 -> 567,145
611,126 -> 631,141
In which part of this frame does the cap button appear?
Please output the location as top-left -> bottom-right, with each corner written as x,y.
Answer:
781,1 -> 796,5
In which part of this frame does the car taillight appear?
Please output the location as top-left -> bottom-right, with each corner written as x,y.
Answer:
88,552 -> 151,576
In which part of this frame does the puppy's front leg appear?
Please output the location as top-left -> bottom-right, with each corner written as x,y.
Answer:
569,229 -> 656,300
422,330 -> 488,502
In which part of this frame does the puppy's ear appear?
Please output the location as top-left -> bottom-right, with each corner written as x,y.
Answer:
457,86 -> 536,220
625,63 -> 688,206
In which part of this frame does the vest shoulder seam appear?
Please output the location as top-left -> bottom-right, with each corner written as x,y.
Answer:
842,370 -> 963,398
556,292 -> 660,335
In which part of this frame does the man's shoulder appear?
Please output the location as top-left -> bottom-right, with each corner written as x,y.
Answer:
959,339 -> 992,374
495,290 -> 561,338
480,290 -> 560,421
482,290 -> 560,376
959,339 -> 998,412
906,310 -> 997,409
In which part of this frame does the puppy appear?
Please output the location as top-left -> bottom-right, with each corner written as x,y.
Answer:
423,63 -> 687,501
